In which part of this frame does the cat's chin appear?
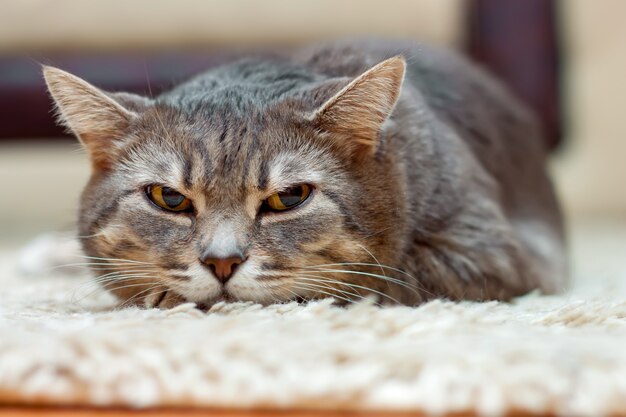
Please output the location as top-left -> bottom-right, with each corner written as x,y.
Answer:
197,291 -> 306,310
139,282 -> 311,310
191,290 -> 244,310
141,289 -> 229,310
207,291 -> 236,304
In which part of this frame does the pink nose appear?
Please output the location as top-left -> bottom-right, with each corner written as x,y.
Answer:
200,255 -> 245,283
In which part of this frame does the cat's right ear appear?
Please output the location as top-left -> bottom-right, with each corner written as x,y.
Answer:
43,66 -> 151,170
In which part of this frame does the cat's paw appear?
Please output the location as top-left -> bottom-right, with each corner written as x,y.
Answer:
144,289 -> 187,309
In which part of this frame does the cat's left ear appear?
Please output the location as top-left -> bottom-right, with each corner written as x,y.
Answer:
43,66 -> 151,170
311,56 -> 406,156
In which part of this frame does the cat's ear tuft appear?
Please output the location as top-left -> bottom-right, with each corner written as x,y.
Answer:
42,66 -> 147,170
312,56 -> 406,156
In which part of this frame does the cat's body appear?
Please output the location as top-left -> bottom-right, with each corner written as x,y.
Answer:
44,40 -> 566,308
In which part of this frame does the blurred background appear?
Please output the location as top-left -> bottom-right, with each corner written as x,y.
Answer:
0,0 -> 624,248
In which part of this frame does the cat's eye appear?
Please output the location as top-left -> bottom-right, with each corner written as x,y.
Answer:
146,185 -> 193,213
263,184 -> 312,212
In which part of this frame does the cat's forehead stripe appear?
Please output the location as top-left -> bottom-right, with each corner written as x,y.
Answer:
267,152 -> 323,190
257,159 -> 270,190
120,144 -> 187,188
182,156 -> 193,189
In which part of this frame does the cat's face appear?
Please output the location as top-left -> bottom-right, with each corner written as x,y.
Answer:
44,56 -> 409,307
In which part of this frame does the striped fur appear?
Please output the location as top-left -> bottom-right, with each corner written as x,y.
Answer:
44,41 -> 566,308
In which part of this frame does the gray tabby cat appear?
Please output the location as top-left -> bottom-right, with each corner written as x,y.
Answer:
43,41 -> 566,308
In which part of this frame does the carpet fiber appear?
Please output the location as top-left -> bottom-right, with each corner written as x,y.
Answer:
1,222 -> 625,416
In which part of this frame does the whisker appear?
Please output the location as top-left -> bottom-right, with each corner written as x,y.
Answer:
90,269 -> 159,279
118,284 -> 166,309
69,281 -> 156,306
355,242 -> 391,294
296,275 -> 400,304
291,284 -> 356,304
293,283 -> 356,304
314,265 -> 430,298
355,242 -> 391,290
100,281 -> 161,295
69,254 -> 153,265
355,243 -> 387,278
291,281 -> 362,304
69,273 -> 161,297
295,280 -> 370,303
303,262 -> 417,281
300,267 -> 420,293
256,278 -> 285,302
69,273 -> 160,304
52,263 -> 158,272
92,274 -> 161,284
280,286 -> 305,302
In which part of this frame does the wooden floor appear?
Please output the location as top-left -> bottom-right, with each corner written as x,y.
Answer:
0,407 -> 550,417
0,408 -> 440,417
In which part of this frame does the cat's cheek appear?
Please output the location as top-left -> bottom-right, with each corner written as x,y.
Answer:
123,205 -> 195,249
258,197 -> 344,252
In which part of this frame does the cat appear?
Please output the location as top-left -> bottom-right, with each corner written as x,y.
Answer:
43,40 -> 566,309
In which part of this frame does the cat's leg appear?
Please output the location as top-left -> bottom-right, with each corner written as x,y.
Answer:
405,197 -> 564,302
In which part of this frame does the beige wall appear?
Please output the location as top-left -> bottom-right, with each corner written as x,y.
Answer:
0,0 -> 624,247
554,0 -> 626,218
0,0 -> 463,52
0,143 -> 89,246
0,0 -> 464,246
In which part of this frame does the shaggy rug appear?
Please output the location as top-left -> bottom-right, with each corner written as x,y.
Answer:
0,222 -> 625,417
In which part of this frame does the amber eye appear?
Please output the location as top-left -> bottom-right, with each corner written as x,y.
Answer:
146,185 -> 193,213
263,184 -> 312,212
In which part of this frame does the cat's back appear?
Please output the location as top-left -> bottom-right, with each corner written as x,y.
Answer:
305,41 -> 562,216
299,40 -> 551,158
299,40 -> 566,291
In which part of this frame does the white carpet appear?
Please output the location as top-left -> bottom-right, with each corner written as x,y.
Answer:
0,221 -> 625,416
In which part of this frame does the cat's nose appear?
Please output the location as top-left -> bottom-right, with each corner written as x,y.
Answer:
199,252 -> 246,283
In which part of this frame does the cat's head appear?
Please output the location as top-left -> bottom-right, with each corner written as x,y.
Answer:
43,56 -> 409,307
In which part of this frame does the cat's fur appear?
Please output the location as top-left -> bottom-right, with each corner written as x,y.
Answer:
44,41 -> 566,308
